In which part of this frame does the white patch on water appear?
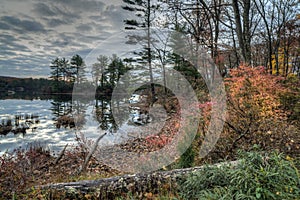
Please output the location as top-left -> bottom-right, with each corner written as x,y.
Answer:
0,99 -> 77,155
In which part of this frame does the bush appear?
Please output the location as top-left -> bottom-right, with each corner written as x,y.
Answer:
177,146 -> 196,168
180,151 -> 300,199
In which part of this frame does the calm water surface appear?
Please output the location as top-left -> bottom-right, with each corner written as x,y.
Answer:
0,98 -> 75,154
0,95 -> 164,155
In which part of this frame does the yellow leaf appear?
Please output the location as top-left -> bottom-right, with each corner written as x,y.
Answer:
286,155 -> 293,161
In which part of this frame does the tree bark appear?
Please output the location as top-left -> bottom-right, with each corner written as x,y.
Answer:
147,0 -> 156,103
232,0 -> 252,65
37,160 -> 239,198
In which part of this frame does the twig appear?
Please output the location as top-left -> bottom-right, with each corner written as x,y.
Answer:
53,143 -> 68,165
78,132 -> 107,174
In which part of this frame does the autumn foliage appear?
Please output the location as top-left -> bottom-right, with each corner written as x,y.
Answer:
204,65 -> 300,159
226,65 -> 286,120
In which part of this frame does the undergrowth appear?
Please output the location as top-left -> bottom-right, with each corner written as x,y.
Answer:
180,150 -> 300,200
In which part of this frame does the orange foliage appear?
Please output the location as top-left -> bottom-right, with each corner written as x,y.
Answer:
217,65 -> 296,155
225,65 -> 287,120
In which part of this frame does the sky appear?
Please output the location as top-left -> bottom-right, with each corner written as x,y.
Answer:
0,0 -> 134,78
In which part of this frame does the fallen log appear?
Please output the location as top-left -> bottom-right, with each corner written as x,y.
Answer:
36,160 -> 239,199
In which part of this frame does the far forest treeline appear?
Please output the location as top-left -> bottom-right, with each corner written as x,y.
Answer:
49,54 -> 131,97
0,54 -> 132,98
0,76 -> 54,96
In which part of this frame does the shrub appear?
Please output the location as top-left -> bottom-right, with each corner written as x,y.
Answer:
180,151 -> 300,199
211,65 -> 300,160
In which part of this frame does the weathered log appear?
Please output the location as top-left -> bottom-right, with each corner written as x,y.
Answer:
37,160 -> 239,198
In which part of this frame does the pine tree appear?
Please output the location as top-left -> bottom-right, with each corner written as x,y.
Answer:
92,55 -> 109,88
70,54 -> 86,84
58,57 -> 70,82
122,0 -> 159,102
107,54 -> 128,88
49,57 -> 62,92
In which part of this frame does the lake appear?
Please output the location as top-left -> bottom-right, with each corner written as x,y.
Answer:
0,94 -> 166,155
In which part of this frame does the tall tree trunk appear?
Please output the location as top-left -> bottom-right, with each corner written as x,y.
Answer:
232,0 -> 245,63
243,0 -> 251,64
147,0 -> 155,103
232,0 -> 251,65
229,19 -> 239,67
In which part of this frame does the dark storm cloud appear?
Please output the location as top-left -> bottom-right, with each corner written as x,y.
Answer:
0,34 -> 30,54
48,0 -> 105,13
0,16 -> 45,33
46,18 -> 66,27
33,2 -> 78,24
33,3 -> 56,17
76,24 -> 93,32
0,22 -> 11,30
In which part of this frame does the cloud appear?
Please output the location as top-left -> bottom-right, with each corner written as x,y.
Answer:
0,16 -> 46,33
98,5 -> 129,31
0,22 -> 11,30
0,34 -> 31,55
0,34 -> 16,42
33,2 -> 78,25
47,0 -> 105,13
33,3 -> 56,17
19,19 -> 45,32
0,0 -> 130,78
46,18 -> 66,27
76,24 -> 93,32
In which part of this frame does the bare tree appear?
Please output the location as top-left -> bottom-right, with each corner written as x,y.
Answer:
162,0 -> 226,84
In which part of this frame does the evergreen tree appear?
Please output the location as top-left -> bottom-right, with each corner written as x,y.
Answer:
58,57 -> 70,82
107,54 -> 128,88
70,54 -> 86,84
49,57 -> 74,93
92,55 -> 109,88
49,57 -> 62,92
122,0 -> 159,102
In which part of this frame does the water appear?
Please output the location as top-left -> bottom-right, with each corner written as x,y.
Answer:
0,98 -> 76,154
0,94 -> 163,155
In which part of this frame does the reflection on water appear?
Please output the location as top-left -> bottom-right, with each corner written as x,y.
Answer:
0,93 -> 157,154
0,113 -> 40,136
0,97 -> 75,154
